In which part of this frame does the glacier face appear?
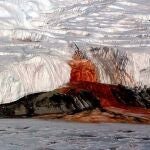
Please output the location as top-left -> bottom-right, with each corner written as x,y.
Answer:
0,55 -> 71,104
85,47 -> 150,87
0,0 -> 150,103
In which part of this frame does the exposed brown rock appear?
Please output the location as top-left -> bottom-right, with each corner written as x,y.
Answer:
57,82 -> 150,123
63,109 -> 150,124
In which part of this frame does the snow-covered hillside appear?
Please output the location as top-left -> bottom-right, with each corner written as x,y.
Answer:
0,0 -> 150,103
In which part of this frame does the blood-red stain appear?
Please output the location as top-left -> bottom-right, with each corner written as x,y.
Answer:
67,57 -> 150,120
69,59 -> 98,83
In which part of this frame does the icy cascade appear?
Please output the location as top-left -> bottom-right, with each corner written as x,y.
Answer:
85,47 -> 150,87
0,55 -> 71,104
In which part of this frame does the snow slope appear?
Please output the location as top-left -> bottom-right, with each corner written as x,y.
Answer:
0,0 -> 150,103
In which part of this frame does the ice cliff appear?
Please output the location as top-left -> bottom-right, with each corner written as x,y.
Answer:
85,47 -> 150,87
0,55 -> 71,104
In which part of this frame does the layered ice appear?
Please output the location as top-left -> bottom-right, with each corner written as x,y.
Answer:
0,0 -> 150,103
85,47 -> 150,87
0,54 -> 71,104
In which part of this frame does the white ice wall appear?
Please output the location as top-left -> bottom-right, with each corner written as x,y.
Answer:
0,55 -> 71,104
85,47 -> 150,87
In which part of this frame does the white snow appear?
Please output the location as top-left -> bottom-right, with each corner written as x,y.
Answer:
0,0 -> 150,103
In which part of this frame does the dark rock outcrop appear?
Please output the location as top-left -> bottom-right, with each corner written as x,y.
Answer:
112,85 -> 150,109
0,81 -> 150,124
0,90 -> 100,118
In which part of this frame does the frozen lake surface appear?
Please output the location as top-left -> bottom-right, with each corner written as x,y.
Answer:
0,119 -> 149,150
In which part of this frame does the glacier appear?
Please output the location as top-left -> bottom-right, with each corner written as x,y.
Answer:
0,0 -> 150,103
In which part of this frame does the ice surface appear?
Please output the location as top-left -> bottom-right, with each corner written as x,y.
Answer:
0,0 -> 150,103
0,54 -> 71,103
85,47 -> 150,87
0,119 -> 149,150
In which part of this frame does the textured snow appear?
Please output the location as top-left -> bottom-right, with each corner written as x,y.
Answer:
0,0 -> 150,103
0,119 -> 149,150
0,0 -> 149,49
